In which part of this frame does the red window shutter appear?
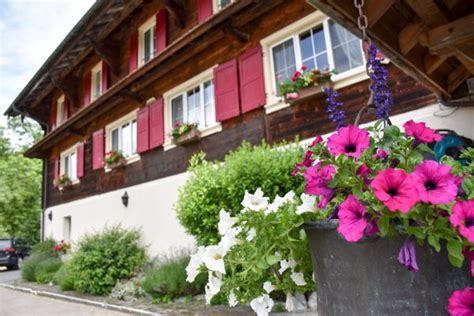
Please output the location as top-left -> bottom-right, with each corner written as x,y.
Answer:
197,0 -> 213,23
239,45 -> 266,113
102,61 -> 108,92
83,71 -> 91,107
92,129 -> 104,170
53,157 -> 60,187
214,59 -> 240,122
149,98 -> 164,149
50,101 -> 57,131
156,10 -> 167,54
137,107 -> 150,153
77,142 -> 85,178
63,97 -> 70,121
129,31 -> 139,73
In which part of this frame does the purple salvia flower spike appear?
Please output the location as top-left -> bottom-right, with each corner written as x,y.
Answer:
324,88 -> 346,129
367,44 -> 393,120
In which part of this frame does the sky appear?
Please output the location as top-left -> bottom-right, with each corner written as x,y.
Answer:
0,0 -> 95,127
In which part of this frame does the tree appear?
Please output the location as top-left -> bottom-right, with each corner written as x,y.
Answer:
0,117 -> 43,243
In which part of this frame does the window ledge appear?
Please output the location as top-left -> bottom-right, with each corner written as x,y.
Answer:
104,154 -> 140,173
264,68 -> 369,115
164,123 -> 222,151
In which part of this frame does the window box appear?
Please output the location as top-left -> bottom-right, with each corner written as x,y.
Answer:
55,175 -> 72,191
174,126 -> 201,145
104,150 -> 127,170
105,110 -> 139,167
284,85 -> 322,105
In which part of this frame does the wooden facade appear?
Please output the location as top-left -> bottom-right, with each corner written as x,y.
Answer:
6,0 -> 439,208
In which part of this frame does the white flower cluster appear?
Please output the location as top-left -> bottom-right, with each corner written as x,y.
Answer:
185,188 -> 316,316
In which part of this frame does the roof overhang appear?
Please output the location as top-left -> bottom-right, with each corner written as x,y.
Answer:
307,0 -> 474,99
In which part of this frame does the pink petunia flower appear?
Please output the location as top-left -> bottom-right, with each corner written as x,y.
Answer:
447,287 -> 474,316
304,163 -> 336,208
309,135 -> 323,148
286,92 -> 299,100
464,250 -> 474,277
450,200 -> 474,243
337,195 -> 368,242
373,149 -> 388,160
356,163 -> 371,186
371,168 -> 418,213
411,160 -> 459,205
403,120 -> 443,143
292,151 -> 314,176
327,125 -> 370,158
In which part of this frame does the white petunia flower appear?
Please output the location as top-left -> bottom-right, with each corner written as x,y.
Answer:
219,226 -> 242,252
228,290 -> 238,307
263,281 -> 275,294
218,209 -> 237,236
290,272 -> 307,286
266,191 -> 296,214
205,272 -> 223,304
250,294 -> 274,316
241,188 -> 269,211
278,258 -> 297,274
296,193 -> 317,215
202,244 -> 227,274
186,246 -> 205,282
246,228 -> 256,242
285,293 -> 295,312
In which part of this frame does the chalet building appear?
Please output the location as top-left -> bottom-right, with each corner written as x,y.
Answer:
5,0 -> 473,256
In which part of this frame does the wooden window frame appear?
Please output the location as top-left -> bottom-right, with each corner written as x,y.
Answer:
260,11 -> 369,114
105,110 -> 140,167
163,66 -> 222,151
138,16 -> 156,67
56,95 -> 65,127
90,61 -> 103,101
60,144 -> 79,184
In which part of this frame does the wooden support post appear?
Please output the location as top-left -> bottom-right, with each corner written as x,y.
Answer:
424,54 -> 447,75
86,36 -> 121,76
223,22 -> 250,43
365,0 -> 395,27
120,89 -> 145,105
51,75 -> 79,109
162,0 -> 187,29
398,22 -> 428,55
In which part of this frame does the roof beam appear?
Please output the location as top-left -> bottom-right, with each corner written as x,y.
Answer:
404,0 -> 448,27
366,0 -> 395,27
398,21 -> 428,55
86,36 -> 121,76
51,75 -> 80,109
424,53 -> 447,75
448,64 -> 470,93
162,0 -> 187,29
223,21 -> 250,43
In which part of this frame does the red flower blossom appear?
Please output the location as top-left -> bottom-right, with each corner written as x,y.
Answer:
403,120 -> 443,143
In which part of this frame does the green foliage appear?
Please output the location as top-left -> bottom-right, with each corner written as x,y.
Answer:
0,118 -> 43,243
177,141 -> 305,245
68,226 -> 147,295
21,254 -> 49,282
34,257 -> 63,284
142,254 -> 206,302
32,239 -> 58,258
53,264 -> 75,291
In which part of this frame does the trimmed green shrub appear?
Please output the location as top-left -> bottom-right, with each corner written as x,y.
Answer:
21,254 -> 47,282
53,263 -> 75,291
176,141 -> 305,245
68,226 -> 147,295
35,257 -> 62,284
142,254 -> 206,302
32,239 -> 58,258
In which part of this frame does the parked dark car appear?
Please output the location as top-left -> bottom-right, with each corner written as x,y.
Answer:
0,238 -> 31,270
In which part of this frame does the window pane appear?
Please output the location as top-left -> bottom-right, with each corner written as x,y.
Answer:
329,21 -> 346,46
171,96 -> 184,126
348,39 -> 363,68
57,100 -> 64,124
204,80 -> 215,127
121,123 -> 131,157
316,53 -> 329,70
333,46 -> 350,73
301,58 -> 315,71
329,21 -> 364,73
272,39 -> 296,84
131,120 -> 137,155
313,27 -> 327,55
70,152 -> 77,180
187,87 -> 201,125
111,129 -> 119,151
299,26 -> 327,71
220,0 -> 232,9
64,156 -> 69,177
144,29 -> 151,63
95,70 -> 102,97
299,31 -> 313,61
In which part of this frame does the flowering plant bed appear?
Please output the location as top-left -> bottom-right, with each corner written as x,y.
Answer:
172,122 -> 200,145
55,175 -> 72,190
104,150 -> 126,169
277,65 -> 335,104
53,240 -> 70,256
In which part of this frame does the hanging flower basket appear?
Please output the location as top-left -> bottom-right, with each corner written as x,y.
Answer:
172,123 -> 200,145
104,150 -> 126,170
304,221 -> 470,315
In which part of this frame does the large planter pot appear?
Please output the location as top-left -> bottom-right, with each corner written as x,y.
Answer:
304,220 -> 471,316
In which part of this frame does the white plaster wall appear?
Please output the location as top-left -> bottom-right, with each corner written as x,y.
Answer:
44,172 -> 195,258
43,103 -> 473,258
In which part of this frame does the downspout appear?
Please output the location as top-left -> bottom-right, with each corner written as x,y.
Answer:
10,103 -> 49,241
438,95 -> 474,108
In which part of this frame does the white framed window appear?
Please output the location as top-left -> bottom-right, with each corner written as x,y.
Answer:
60,145 -> 78,182
105,110 -> 139,162
139,16 -> 156,66
163,67 -> 222,150
56,95 -> 66,126
91,61 -> 103,101
261,11 -> 369,113
213,0 -> 234,13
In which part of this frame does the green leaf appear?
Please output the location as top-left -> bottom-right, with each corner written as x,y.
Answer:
427,235 -> 441,252
448,254 -> 464,268
417,143 -> 435,155
378,216 -> 390,237
447,239 -> 464,262
266,255 -> 280,266
461,176 -> 474,199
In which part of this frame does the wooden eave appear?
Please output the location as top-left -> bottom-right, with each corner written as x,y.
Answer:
24,0 -> 285,158
307,0 -> 474,98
